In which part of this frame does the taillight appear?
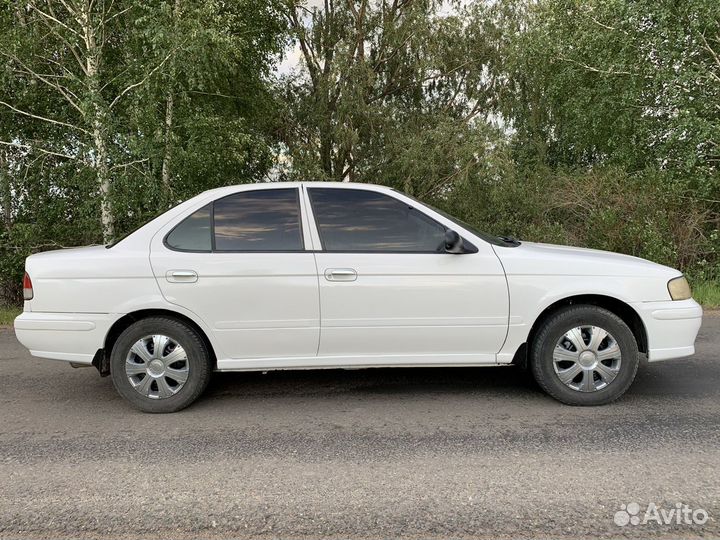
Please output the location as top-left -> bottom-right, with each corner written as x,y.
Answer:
23,272 -> 33,300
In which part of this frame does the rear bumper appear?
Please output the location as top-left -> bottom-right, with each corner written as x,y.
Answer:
632,299 -> 703,361
14,312 -> 113,364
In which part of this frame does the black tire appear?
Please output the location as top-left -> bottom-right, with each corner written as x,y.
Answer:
530,305 -> 639,406
110,317 -> 212,413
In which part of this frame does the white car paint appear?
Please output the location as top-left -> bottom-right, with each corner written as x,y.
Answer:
14,182 -> 702,372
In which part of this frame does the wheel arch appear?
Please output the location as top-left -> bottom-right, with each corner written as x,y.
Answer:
512,294 -> 648,368
93,309 -> 217,375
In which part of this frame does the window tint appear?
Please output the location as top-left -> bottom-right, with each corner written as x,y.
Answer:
213,189 -> 303,251
165,203 -> 212,251
308,188 -> 446,252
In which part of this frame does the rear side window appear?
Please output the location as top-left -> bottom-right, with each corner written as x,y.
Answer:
165,188 -> 304,252
165,203 -> 212,251
308,188 -> 447,252
213,189 -> 303,251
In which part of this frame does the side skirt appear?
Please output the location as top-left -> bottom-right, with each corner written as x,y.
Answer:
216,353 -> 499,372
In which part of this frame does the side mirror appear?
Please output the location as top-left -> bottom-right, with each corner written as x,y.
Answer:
444,229 -> 465,254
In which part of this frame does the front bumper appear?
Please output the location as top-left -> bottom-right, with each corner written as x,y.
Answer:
14,311 -> 114,364
632,299 -> 703,361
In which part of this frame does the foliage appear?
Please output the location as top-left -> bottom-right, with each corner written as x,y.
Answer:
435,163 -> 712,271
690,280 -> 720,309
277,0 -> 502,198
487,0 -> 720,279
0,0 -> 285,302
500,0 -> 719,176
2,0 -> 720,304
0,304 -> 21,326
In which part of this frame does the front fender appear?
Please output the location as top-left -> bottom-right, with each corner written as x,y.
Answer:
496,275 -> 652,363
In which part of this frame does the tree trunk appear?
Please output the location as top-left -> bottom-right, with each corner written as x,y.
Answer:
161,90 -> 174,193
161,0 -> 181,197
320,130 -> 334,179
94,116 -> 113,242
0,151 -> 10,229
82,2 -> 113,242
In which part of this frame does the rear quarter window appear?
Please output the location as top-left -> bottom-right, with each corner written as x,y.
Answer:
165,204 -> 212,252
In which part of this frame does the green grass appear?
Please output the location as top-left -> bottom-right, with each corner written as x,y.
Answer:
0,305 -> 21,326
691,280 -> 720,309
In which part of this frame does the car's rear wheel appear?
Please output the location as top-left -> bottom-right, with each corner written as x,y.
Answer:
110,317 -> 212,413
530,305 -> 639,405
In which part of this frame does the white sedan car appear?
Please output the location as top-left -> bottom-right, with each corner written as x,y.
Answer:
14,182 -> 702,412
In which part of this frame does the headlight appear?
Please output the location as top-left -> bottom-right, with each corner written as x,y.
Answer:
668,276 -> 692,300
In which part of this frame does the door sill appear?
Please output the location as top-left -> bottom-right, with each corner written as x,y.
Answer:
216,353 -> 497,372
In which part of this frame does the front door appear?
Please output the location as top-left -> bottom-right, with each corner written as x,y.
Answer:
305,186 -> 509,364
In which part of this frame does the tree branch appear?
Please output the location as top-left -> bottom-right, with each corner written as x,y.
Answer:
0,101 -> 89,134
5,241 -> 74,251
588,17 -> 629,36
699,31 -> 720,72
370,59 -> 477,103
108,49 -> 176,109
0,140 -> 77,160
56,0 -> 80,21
1,52 -> 83,114
34,52 -> 84,82
109,157 -> 149,170
287,6 -> 320,89
188,90 -> 245,100
28,1 -> 81,37
102,5 -> 132,25
29,2 -> 89,76
558,55 -> 633,76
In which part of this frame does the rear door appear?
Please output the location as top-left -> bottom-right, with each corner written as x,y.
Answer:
306,186 -> 509,364
150,187 -> 320,365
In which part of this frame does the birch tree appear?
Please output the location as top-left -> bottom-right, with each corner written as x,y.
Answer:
116,0 -> 284,214
0,0 -> 285,303
0,0 -> 174,241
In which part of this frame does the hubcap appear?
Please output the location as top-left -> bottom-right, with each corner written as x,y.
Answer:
125,335 -> 189,399
553,325 -> 622,392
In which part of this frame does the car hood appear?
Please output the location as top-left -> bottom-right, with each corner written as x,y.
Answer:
495,241 -> 681,278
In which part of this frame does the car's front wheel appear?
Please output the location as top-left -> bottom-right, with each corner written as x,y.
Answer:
110,317 -> 212,413
530,305 -> 639,405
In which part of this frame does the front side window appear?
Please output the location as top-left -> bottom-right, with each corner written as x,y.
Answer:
213,188 -> 303,251
165,188 -> 304,252
308,188 -> 447,252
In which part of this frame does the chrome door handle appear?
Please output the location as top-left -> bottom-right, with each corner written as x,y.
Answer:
324,268 -> 357,282
166,270 -> 198,283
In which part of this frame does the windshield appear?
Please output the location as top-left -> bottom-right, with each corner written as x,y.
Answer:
395,191 -> 519,247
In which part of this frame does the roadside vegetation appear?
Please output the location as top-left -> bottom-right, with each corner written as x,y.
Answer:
0,305 -> 20,326
1,0 -> 718,306
691,281 -> 720,309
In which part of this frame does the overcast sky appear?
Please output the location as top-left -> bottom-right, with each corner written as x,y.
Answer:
273,0 -> 462,77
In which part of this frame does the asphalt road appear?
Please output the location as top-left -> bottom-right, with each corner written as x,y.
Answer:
1,317 -> 719,540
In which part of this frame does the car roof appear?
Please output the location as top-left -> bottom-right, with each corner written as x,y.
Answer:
200,181 -> 393,197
